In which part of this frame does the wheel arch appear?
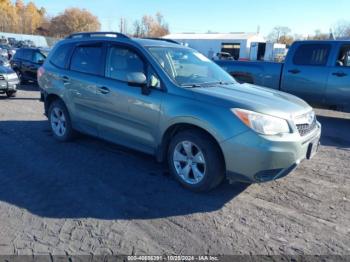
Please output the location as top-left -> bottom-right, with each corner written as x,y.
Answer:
156,123 -> 226,170
44,93 -> 63,115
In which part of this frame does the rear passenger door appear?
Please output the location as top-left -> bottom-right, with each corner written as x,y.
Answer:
95,44 -> 164,154
281,43 -> 331,106
28,51 -> 45,80
66,42 -> 106,136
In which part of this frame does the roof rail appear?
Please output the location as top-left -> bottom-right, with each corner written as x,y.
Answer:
143,37 -> 180,45
66,32 -> 129,39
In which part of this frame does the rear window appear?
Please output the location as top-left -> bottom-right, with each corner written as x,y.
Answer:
293,44 -> 330,66
70,46 -> 103,75
50,44 -> 73,69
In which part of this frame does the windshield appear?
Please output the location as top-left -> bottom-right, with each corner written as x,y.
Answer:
147,47 -> 236,87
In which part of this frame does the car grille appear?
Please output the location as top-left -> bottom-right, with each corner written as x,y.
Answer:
0,75 -> 5,80
296,117 -> 317,136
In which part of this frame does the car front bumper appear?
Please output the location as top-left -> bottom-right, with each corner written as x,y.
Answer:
221,121 -> 322,183
0,79 -> 19,91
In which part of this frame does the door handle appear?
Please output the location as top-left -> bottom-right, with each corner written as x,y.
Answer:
332,72 -> 347,77
288,69 -> 300,74
98,86 -> 110,94
61,76 -> 70,83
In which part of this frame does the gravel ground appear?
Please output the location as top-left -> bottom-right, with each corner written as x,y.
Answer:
0,85 -> 349,256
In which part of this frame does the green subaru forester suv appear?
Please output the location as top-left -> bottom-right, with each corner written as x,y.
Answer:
38,32 -> 321,192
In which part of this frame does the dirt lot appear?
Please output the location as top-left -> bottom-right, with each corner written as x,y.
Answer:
0,84 -> 349,256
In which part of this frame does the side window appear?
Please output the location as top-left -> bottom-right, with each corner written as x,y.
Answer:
70,46 -> 103,75
14,49 -> 22,59
50,44 -> 73,68
22,49 -> 33,61
336,45 -> 350,67
106,46 -> 145,82
33,52 -> 45,64
293,44 -> 331,66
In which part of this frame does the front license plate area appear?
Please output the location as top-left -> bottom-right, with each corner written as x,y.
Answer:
307,136 -> 320,159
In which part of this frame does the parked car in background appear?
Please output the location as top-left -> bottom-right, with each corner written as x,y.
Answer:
0,36 -> 8,45
8,37 -> 17,47
10,47 -> 46,83
0,44 -> 15,60
24,40 -> 36,48
216,41 -> 350,112
38,32 -> 321,192
0,46 -> 8,58
0,56 -> 10,67
0,65 -> 19,97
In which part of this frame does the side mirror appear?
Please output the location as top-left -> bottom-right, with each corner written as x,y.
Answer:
127,72 -> 151,95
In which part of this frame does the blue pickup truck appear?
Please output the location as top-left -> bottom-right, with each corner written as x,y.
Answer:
216,41 -> 350,112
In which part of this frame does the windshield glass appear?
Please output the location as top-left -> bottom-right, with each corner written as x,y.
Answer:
147,47 -> 236,87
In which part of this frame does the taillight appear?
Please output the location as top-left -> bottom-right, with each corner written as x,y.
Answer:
37,66 -> 45,80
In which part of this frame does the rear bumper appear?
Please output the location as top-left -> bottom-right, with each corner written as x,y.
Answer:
221,121 -> 321,183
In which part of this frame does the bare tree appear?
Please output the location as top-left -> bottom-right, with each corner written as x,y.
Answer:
267,26 -> 292,43
132,12 -> 169,38
333,20 -> 350,38
309,29 -> 330,40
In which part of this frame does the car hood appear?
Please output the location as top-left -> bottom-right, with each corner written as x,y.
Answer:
191,83 -> 312,119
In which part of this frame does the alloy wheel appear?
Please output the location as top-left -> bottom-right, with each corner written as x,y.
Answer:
173,141 -> 206,185
50,107 -> 67,137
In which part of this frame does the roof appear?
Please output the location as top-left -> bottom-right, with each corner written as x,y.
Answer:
133,38 -> 182,48
60,35 -> 184,49
293,40 -> 350,44
163,32 -> 261,40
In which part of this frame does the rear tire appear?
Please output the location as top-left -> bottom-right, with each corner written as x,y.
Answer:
14,69 -> 25,85
168,130 -> 225,192
48,99 -> 75,142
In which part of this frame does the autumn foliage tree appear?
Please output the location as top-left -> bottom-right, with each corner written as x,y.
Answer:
0,1 -> 101,37
0,0 -> 18,32
49,8 -> 100,37
133,12 -> 170,37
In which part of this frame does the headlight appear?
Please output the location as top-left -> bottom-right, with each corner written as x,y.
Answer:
232,108 -> 290,135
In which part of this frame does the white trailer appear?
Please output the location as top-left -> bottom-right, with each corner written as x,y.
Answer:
250,42 -> 287,62
163,33 -> 265,60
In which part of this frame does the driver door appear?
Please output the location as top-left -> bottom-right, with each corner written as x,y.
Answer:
29,51 -> 45,80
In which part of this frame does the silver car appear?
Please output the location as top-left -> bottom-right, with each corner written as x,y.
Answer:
38,32 -> 321,192
0,66 -> 19,97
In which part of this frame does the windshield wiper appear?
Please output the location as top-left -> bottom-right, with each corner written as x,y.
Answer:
181,83 -> 202,88
181,81 -> 235,88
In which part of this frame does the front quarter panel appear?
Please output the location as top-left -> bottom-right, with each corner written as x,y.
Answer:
158,92 -> 249,144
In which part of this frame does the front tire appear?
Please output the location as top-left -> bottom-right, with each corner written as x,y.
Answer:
6,90 -> 16,97
168,130 -> 225,192
48,99 -> 75,142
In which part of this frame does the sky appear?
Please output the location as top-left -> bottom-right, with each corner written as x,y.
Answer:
23,0 -> 350,36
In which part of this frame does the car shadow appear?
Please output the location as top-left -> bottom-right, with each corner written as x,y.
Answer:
17,83 -> 39,91
317,115 -> 350,149
0,120 -> 248,220
0,96 -> 39,100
